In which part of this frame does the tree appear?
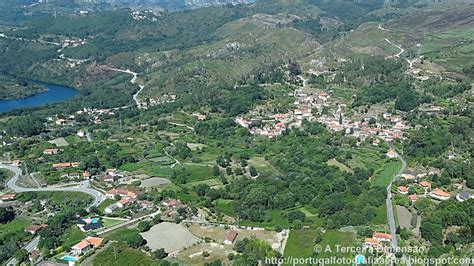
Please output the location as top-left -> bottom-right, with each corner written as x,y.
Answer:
313,231 -> 323,244
122,231 -> 146,248
212,165 -> 220,176
0,207 -> 15,224
153,248 -> 168,259
287,210 -> 305,223
152,214 -> 162,224
249,166 -> 258,177
137,221 -> 152,232
14,249 -> 28,263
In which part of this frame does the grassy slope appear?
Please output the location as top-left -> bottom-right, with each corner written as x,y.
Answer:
0,217 -> 30,239
93,242 -> 159,266
371,160 -> 402,188
284,230 -> 356,262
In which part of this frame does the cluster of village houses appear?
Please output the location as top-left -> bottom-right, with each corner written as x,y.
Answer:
140,94 -> 177,109
235,88 -> 407,143
387,148 -> 473,203
47,107 -> 116,127
363,232 -> 393,253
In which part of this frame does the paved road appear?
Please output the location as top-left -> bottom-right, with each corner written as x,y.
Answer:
0,163 -> 105,210
1,163 -> 105,266
385,144 -> 408,263
6,235 -> 40,265
97,210 -> 161,236
106,67 -> 145,109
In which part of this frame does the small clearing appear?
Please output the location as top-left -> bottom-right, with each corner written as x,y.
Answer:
141,222 -> 200,253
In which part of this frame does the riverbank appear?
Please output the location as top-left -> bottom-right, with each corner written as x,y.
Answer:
0,82 -> 78,113
0,75 -> 48,100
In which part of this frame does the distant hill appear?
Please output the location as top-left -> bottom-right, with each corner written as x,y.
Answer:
72,0 -> 256,10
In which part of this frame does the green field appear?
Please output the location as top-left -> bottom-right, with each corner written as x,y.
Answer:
371,204 -> 387,225
144,166 -> 174,177
317,230 -> 357,259
93,242 -> 160,266
284,230 -> 356,263
61,225 -> 85,250
284,230 -> 320,261
120,161 -> 150,172
214,199 -> 236,216
0,217 -> 30,239
371,160 -> 401,188
327,158 -> 354,173
97,199 -> 115,213
173,164 -> 213,182
102,218 -> 125,228
240,209 -> 290,229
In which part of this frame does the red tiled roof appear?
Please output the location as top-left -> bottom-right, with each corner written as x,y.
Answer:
364,238 -> 380,245
420,181 -> 431,187
25,224 -> 48,233
85,237 -> 103,247
397,186 -> 408,192
433,188 -> 450,197
225,230 -> 238,242
72,240 -> 90,250
373,232 -> 391,240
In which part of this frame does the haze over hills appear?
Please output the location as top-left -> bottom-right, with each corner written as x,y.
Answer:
0,0 -> 472,265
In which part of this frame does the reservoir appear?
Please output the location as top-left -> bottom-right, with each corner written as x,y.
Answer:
0,82 -> 78,113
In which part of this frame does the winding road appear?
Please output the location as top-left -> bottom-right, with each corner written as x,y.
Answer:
1,163 -> 105,266
106,67 -> 145,109
0,163 -> 105,211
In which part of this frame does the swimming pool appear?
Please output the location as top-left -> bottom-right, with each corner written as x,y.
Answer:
91,218 -> 99,223
62,255 -> 79,261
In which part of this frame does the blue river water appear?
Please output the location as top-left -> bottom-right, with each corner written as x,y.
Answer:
0,82 -> 78,113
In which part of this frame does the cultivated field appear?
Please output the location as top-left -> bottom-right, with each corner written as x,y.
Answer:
139,177 -> 171,188
48,137 -> 69,147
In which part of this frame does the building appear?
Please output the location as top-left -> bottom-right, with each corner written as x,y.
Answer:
71,240 -> 91,255
76,218 -> 102,232
397,186 -> 408,195
163,199 -> 184,209
364,238 -> 382,249
106,169 -> 117,177
106,189 -> 137,199
386,149 -> 398,159
400,174 -> 415,181
409,194 -> 417,203
83,171 -> 91,179
52,163 -> 71,169
430,188 -> 450,201
71,237 -> 104,256
43,148 -> 59,155
68,172 -> 81,179
0,194 -> 16,203
25,224 -> 48,235
104,204 -> 119,214
456,192 -> 472,202
103,175 -> 114,182
419,181 -> 431,191
224,230 -> 238,244
140,200 -> 153,209
373,232 -> 391,242
117,198 -> 132,208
